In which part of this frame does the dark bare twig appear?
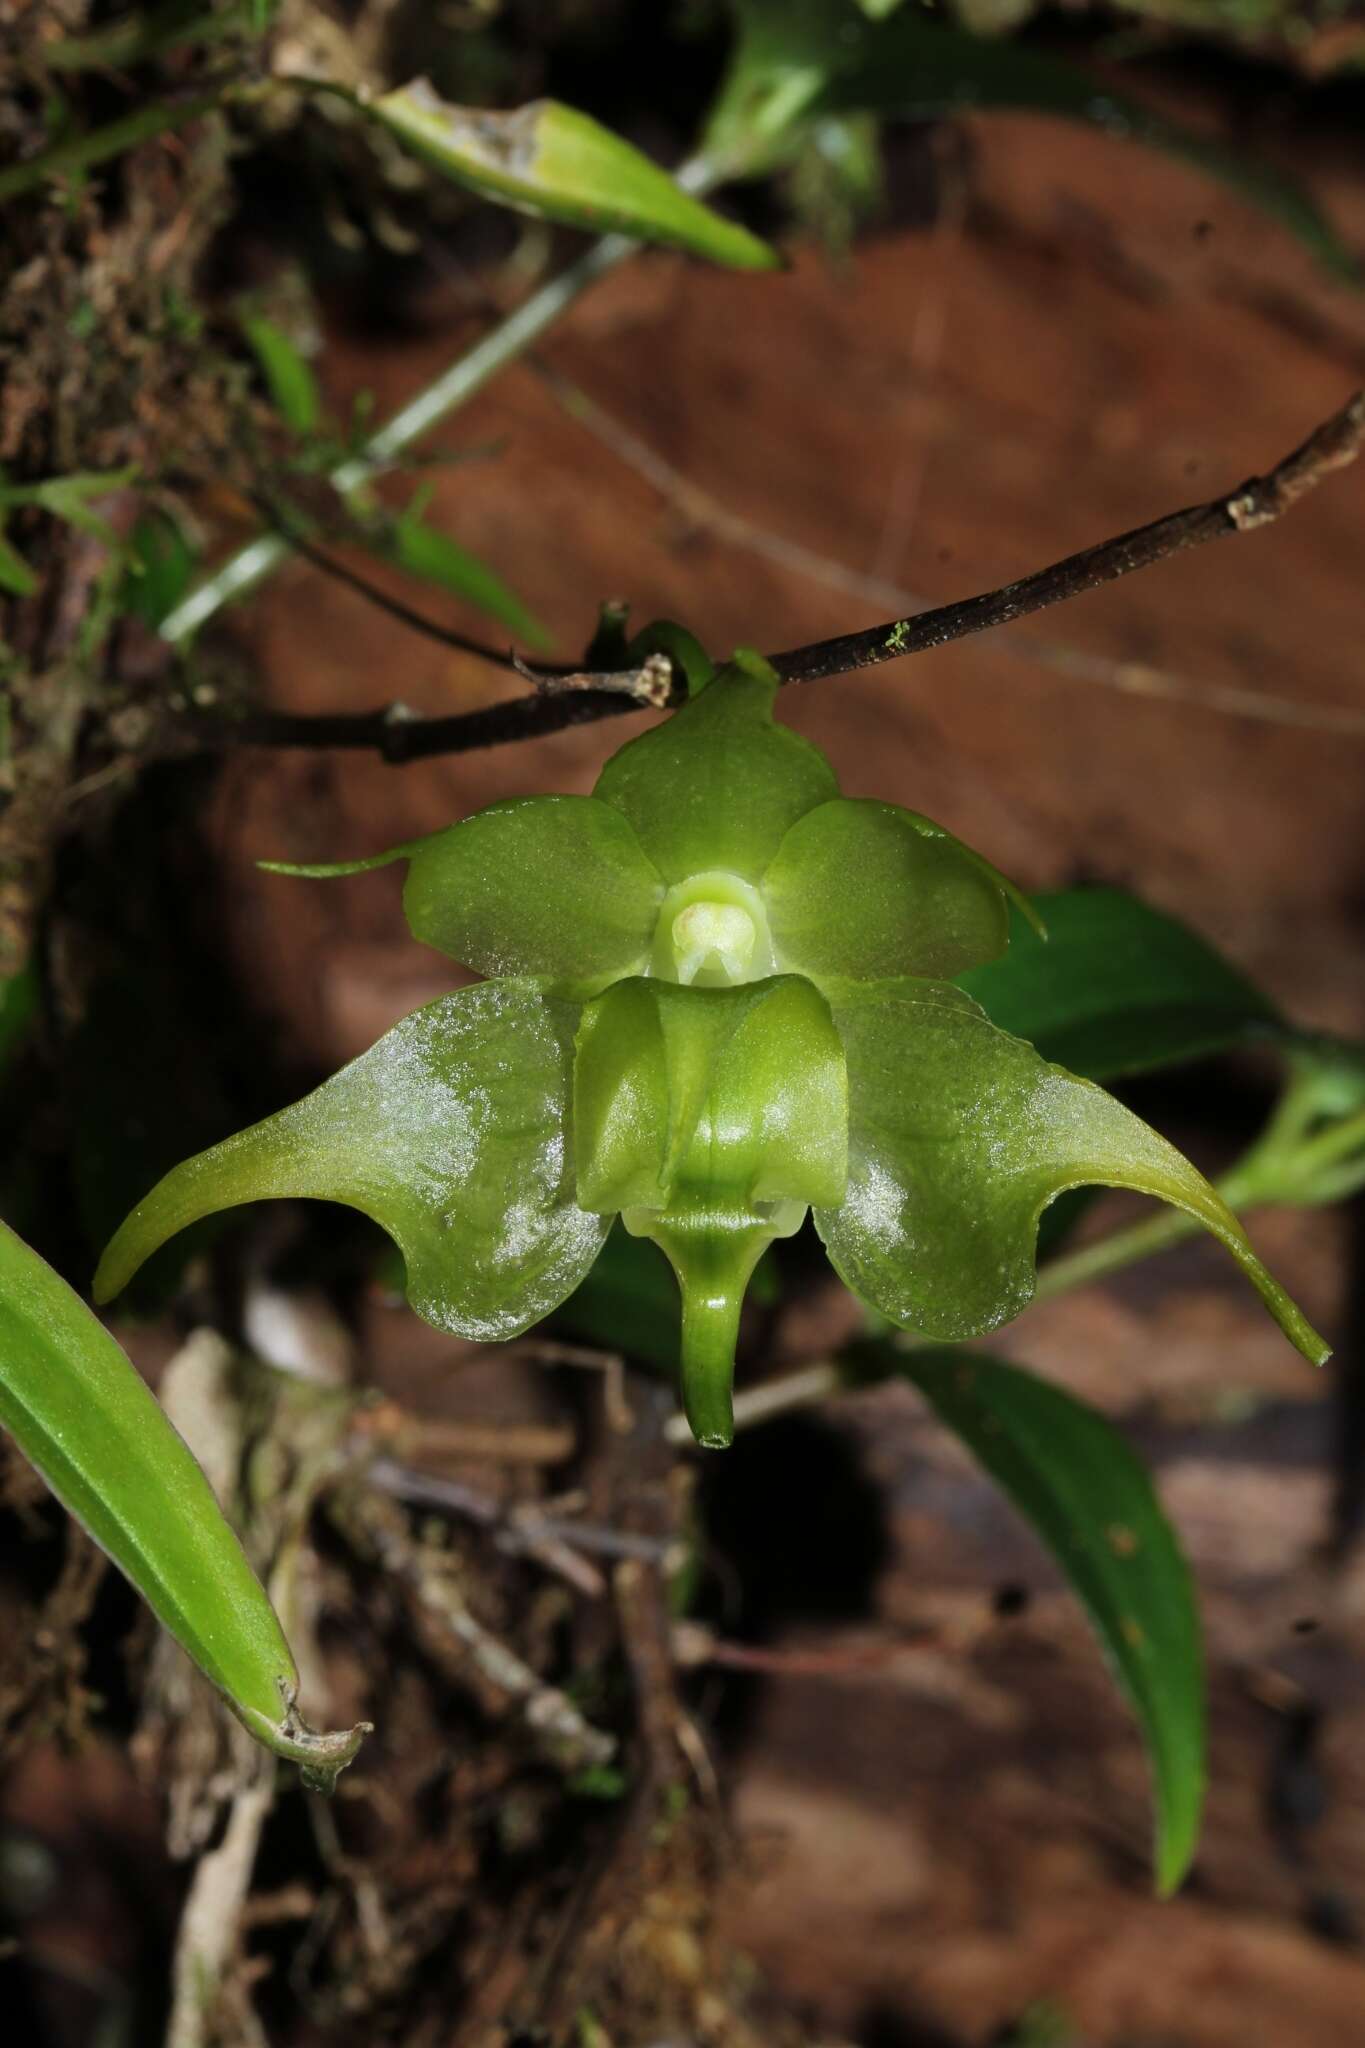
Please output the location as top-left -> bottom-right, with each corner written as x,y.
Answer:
767,391 -> 1365,685
181,394 -> 1363,763
282,529 -> 528,674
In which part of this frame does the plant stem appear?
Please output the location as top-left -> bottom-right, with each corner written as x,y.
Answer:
160,158 -> 716,645
180,393 -> 1365,759
0,91 -> 223,203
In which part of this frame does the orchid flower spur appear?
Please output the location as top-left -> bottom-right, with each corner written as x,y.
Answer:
95,645 -> 1327,1446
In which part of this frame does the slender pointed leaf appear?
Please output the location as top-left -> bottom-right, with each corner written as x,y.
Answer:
707,2 -> 1359,286
241,312 -> 321,434
0,530 -> 37,596
892,1344 -> 1204,1893
0,1221 -> 365,1785
373,85 -> 781,270
958,888 -> 1281,1080
388,502 -> 550,647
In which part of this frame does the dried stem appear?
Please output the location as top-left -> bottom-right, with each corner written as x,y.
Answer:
181,393 -> 1364,763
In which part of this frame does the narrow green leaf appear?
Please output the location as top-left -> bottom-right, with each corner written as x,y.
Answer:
96,985 -> 611,1344
0,962 -> 37,1071
3,465 -> 139,546
241,312 -> 321,434
959,889 -> 1281,1080
707,3 -> 1359,286
891,1344 -> 1204,1894
388,500 -> 551,647
372,84 -> 781,271
0,1221 -> 365,1786
120,508 -> 197,627
0,530 -> 37,596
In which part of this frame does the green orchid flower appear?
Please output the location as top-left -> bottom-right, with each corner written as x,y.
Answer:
95,646 -> 1327,1447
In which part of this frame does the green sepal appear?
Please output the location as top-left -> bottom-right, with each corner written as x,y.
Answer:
96,984 -> 610,1342
575,975 -> 847,1445
814,980 -> 1328,1365
593,650 -> 838,884
763,797 -> 1019,983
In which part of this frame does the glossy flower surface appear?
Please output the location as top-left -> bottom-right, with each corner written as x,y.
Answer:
96,649 -> 1326,1444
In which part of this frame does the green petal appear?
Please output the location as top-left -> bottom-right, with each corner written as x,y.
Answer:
96,985 -> 609,1341
593,651 -> 838,885
815,981 -> 1327,1364
401,797 -> 662,992
763,797 -> 1015,983
575,976 -> 847,1444
266,798 -> 664,996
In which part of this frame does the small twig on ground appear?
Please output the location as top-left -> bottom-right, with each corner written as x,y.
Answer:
332,1487 -> 616,1771
177,394 -> 1364,763
166,1733 -> 275,2048
353,1400 -> 577,1468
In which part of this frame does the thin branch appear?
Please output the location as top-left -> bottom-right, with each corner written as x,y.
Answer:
543,366 -> 1365,739
765,390 -> 1365,686
258,504 -> 672,703
281,529 -> 528,673
181,394 -> 1364,763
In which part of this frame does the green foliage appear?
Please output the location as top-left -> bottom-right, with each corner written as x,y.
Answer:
371,85 -> 781,270
0,1221 -> 365,1787
120,507 -> 198,628
706,0 -> 1360,283
884,1346 -> 1204,1893
959,887 -> 1282,1079
0,529 -> 37,597
241,312 -> 321,435
387,491 -> 552,647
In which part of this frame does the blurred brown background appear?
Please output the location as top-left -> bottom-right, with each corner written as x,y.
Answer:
183,106 -> 1365,2045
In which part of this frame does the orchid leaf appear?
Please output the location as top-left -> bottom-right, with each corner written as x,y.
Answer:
241,312 -> 321,435
594,650 -> 837,884
706,2 -> 1359,286
372,85 -> 781,271
959,888 -> 1282,1080
892,1344 -> 1204,1894
0,1221 -> 365,1786
96,985 -> 610,1341
814,980 -> 1328,1362
0,529 -> 37,597
388,499 -> 551,647
764,797 -> 1015,982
